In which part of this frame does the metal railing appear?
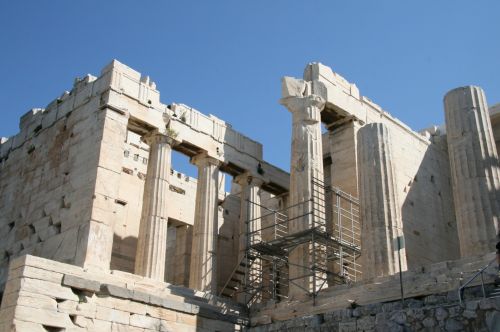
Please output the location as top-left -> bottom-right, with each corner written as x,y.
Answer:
458,257 -> 496,305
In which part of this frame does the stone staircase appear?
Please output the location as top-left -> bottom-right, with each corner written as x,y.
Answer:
219,253 -> 257,299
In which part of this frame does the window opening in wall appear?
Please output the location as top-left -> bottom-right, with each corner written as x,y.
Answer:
169,184 -> 186,195
223,172 -> 232,194
115,199 -> 127,206
171,150 -> 197,179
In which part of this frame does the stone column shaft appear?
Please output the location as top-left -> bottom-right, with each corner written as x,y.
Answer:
134,132 -> 174,281
189,154 -> 221,293
444,86 -> 500,256
235,174 -> 264,256
280,79 -> 326,297
174,225 -> 192,287
357,123 -> 406,279
327,120 -> 361,283
235,173 -> 264,302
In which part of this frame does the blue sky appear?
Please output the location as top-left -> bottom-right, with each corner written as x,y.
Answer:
1,1 -> 499,176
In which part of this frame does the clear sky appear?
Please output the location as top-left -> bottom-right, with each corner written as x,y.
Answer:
1,1 -> 499,176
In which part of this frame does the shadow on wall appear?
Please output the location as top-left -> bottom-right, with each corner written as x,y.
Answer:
111,234 -> 137,273
401,141 -> 460,268
217,193 -> 241,295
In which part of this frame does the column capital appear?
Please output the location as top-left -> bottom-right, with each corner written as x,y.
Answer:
234,172 -> 265,188
280,94 -> 326,114
141,130 -> 178,147
190,152 -> 221,168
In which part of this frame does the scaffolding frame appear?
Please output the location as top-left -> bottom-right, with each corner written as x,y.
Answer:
219,176 -> 361,306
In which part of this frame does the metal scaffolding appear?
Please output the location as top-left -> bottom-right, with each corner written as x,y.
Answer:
219,177 -> 361,306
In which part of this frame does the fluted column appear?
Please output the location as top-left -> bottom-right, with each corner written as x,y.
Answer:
326,120 -> 361,283
280,77 -> 326,297
189,153 -> 221,293
357,123 -> 406,279
444,86 -> 500,256
235,173 -> 264,256
134,131 -> 175,281
234,173 -> 264,302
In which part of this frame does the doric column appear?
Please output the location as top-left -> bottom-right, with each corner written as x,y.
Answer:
234,173 -> 264,302
189,153 -> 221,293
328,120 -> 361,197
234,173 -> 264,257
444,86 -> 500,256
357,123 -> 406,279
326,120 -> 361,283
174,224 -> 192,287
280,77 -> 326,297
134,131 -> 175,281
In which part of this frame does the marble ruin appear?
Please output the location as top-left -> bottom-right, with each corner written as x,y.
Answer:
0,60 -> 499,331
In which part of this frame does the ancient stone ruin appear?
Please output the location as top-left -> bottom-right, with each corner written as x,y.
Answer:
0,60 -> 499,331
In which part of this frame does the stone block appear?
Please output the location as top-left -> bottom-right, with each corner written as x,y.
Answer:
0,307 -> 16,324
15,291 -> 58,311
198,316 -> 238,331
11,320 -> 47,332
485,311 -> 500,332
465,299 -> 479,311
14,305 -> 74,329
115,299 -> 148,316
76,221 -> 113,271
131,290 -> 150,303
176,312 -> 197,326
62,274 -> 101,293
95,305 -> 130,325
19,277 -> 79,302
72,316 -> 92,328
100,284 -> 133,299
435,307 -> 448,321
38,229 -> 78,263
2,277 -> 23,297
111,322 -> 145,332
13,265 -> 63,284
444,318 -> 464,331
422,317 -> 436,328
149,294 -> 164,306
129,313 -> 160,329
479,298 -> 496,310
57,299 -> 96,319
92,319 -> 112,331
144,306 -> 175,321
356,315 -> 375,331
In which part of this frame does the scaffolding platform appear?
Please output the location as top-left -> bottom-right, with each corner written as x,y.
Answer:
219,176 -> 362,306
